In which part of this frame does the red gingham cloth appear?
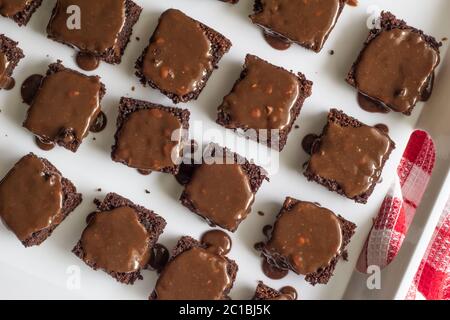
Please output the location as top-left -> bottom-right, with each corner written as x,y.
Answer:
356,130 -> 450,300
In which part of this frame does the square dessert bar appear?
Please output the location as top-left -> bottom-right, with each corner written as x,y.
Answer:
135,8 -> 232,104
111,97 -> 190,174
304,109 -> 395,204
217,54 -> 312,151
180,144 -> 267,232
261,197 -> 356,285
73,193 -> 166,285
23,62 -> 106,152
250,0 -> 346,52
47,0 -> 142,64
346,11 -> 441,115
253,282 -> 295,300
0,0 -> 42,26
0,34 -> 24,90
150,236 -> 238,300
0,153 -> 82,247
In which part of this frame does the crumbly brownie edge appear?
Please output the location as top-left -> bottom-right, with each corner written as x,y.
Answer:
253,281 -> 282,300
216,54 -> 313,151
0,34 -> 25,81
21,153 -> 82,247
22,61 -> 106,152
135,11 -> 232,104
261,197 -> 356,285
46,0 -> 142,64
149,236 -> 238,300
111,97 -> 191,174
72,192 -> 166,285
303,109 -> 396,204
8,0 -> 43,26
346,11 -> 441,115
250,0 -> 346,52
179,144 -> 268,232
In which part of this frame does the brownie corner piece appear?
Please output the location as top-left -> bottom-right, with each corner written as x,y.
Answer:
0,153 -> 82,247
250,0 -> 346,52
261,197 -> 356,285
216,54 -> 312,151
135,8 -> 232,104
150,236 -> 238,300
0,34 -> 25,89
0,0 -> 43,26
304,109 -> 395,204
180,144 -> 267,232
22,61 -> 106,152
72,192 -> 166,284
111,97 -> 190,174
253,282 -> 283,300
346,11 -> 441,115
46,0 -> 142,64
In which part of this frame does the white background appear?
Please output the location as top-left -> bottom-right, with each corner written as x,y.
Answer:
0,0 -> 449,299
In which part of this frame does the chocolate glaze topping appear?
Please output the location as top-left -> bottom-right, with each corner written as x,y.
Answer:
154,247 -> 231,300
0,0 -> 30,17
113,108 -> 183,171
21,74 -> 43,104
80,206 -> 150,273
263,32 -> 291,51
309,121 -> 391,198
142,9 -> 213,96
47,0 -> 126,55
0,51 -> 14,90
201,229 -> 232,255
266,201 -> 342,274
24,69 -> 102,143
251,0 -> 341,52
220,55 -> 300,130
355,28 -> 439,113
0,154 -> 63,241
262,258 -> 288,280
149,243 -> 170,272
185,164 -> 255,231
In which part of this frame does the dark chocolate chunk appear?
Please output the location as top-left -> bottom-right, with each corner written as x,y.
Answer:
346,11 -> 441,115
180,144 -> 267,232
136,9 -> 231,104
217,54 -> 312,151
304,109 -> 395,203
0,0 -> 42,26
150,236 -> 238,300
250,0 -> 346,52
201,229 -> 232,255
111,97 -> 190,174
23,62 -> 106,152
47,0 -> 142,65
260,197 -> 356,285
73,193 -> 166,284
0,153 -> 82,247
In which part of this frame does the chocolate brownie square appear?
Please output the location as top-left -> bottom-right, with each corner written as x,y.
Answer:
304,109 -> 395,204
135,8 -> 232,104
250,0 -> 346,52
111,97 -> 190,175
217,54 -> 312,151
260,197 -> 356,285
150,236 -> 238,300
0,0 -> 42,26
47,0 -> 142,65
0,34 -> 24,90
346,11 -> 441,115
0,153 -> 82,247
23,61 -> 106,152
180,144 -> 267,232
73,193 -> 166,285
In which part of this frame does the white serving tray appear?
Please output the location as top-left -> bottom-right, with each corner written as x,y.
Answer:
0,0 -> 449,300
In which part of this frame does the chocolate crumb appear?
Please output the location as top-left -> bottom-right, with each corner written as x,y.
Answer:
145,189 -> 150,194
258,211 -> 265,216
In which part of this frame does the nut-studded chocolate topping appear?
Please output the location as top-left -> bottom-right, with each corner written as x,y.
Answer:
154,247 -> 231,300
219,55 -> 300,130
266,200 -> 342,274
0,154 -> 63,241
355,29 -> 439,113
81,206 -> 151,273
142,9 -> 213,96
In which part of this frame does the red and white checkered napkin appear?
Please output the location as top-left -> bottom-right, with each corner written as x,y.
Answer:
356,130 -> 450,299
